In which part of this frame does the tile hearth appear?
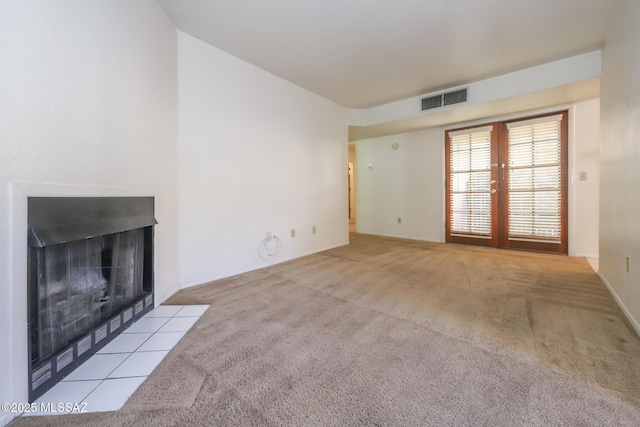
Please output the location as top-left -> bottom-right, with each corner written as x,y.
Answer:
23,304 -> 209,417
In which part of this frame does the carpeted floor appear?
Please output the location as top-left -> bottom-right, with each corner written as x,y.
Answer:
11,234 -> 640,426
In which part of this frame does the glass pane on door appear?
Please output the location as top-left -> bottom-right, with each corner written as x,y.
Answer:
446,111 -> 567,254
506,115 -> 563,244
447,126 -> 494,240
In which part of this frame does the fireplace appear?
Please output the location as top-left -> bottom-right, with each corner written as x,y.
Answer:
27,197 -> 156,402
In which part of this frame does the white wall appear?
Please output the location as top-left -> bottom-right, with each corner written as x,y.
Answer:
599,0 -> 640,333
570,99 -> 600,258
355,128 -> 444,241
0,2 -> 178,424
355,100 -> 600,258
177,32 -> 348,287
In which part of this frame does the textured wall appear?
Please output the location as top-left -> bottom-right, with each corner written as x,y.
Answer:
177,32 -> 349,288
0,1 -> 178,422
355,127 -> 444,242
600,0 -> 640,332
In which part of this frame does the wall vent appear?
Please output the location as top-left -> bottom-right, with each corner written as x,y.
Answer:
421,88 -> 468,111
421,94 -> 443,111
444,88 -> 468,106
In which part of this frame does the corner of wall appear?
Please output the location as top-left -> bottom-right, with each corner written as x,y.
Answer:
599,271 -> 640,337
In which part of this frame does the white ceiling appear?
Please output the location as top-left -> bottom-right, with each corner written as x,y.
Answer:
157,0 -> 622,109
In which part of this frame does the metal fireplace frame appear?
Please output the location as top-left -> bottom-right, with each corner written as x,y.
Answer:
27,197 -> 156,402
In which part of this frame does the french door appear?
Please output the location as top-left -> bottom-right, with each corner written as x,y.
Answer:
445,111 -> 568,254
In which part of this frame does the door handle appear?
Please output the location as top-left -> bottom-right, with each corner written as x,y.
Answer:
490,180 -> 497,184
490,189 -> 497,194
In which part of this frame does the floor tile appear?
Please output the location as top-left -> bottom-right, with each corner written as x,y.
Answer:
158,316 -> 200,333
175,305 -> 209,317
122,317 -> 170,333
144,305 -> 185,318
82,377 -> 146,412
20,302 -> 208,418
137,331 -> 187,352
108,350 -> 169,378
62,353 -> 130,381
25,380 -> 101,416
98,332 -> 152,354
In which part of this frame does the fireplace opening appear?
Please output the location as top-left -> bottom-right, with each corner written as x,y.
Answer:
27,197 -> 156,402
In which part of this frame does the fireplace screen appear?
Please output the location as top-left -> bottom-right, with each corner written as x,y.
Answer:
35,228 -> 144,361
28,196 -> 155,402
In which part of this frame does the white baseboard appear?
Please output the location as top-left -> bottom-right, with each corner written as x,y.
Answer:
155,285 -> 182,305
569,252 -> 598,259
598,272 -> 640,337
353,231 -> 443,244
176,241 -> 351,292
1,412 -> 16,427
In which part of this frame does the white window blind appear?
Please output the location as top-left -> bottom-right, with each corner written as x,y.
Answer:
448,126 -> 493,238
507,115 -> 562,243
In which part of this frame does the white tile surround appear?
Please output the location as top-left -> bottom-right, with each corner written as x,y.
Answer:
22,305 -> 209,417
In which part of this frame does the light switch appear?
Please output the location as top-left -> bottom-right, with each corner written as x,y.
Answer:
579,171 -> 587,181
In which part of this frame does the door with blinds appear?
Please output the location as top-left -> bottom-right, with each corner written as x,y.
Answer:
445,123 -> 499,247
446,111 -> 568,254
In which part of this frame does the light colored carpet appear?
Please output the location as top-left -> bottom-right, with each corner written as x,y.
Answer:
11,234 -> 640,426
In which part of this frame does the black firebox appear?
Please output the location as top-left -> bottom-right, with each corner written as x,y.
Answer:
27,197 -> 156,402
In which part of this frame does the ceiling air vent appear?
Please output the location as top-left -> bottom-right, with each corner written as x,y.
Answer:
421,87 -> 468,111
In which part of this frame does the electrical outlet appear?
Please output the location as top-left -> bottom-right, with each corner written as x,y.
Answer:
312,225 -> 317,234
291,229 -> 296,238
397,217 -> 402,224
626,256 -> 630,273
266,232 -> 272,240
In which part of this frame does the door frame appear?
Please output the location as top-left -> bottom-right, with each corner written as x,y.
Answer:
497,111 -> 569,254
445,122 -> 499,248
445,110 -> 569,254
